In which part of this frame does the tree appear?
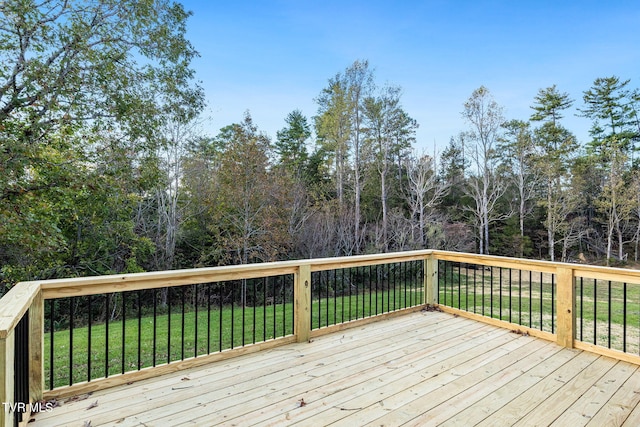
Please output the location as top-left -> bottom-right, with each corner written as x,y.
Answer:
344,60 -> 374,253
405,152 -> 449,248
143,117 -> 205,271
438,134 -> 469,222
461,86 -> 509,254
275,110 -> 311,175
179,135 -> 225,267
530,85 -> 577,261
362,85 -> 417,251
0,0 -> 203,284
580,77 -> 636,263
314,60 -> 374,254
315,75 -> 351,208
499,120 -> 538,257
216,114 -> 273,265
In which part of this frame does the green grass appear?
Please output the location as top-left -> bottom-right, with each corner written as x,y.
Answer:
44,284 -> 424,389
438,267 -> 640,354
45,302 -> 293,389
312,285 -> 424,329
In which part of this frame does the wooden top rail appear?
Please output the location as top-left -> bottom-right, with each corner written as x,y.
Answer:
0,281 -> 40,339
39,250 -> 435,299
434,250 -> 640,284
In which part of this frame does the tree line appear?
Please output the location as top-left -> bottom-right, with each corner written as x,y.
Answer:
2,1 -> 640,292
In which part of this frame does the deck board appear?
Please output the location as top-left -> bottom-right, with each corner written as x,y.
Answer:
28,311 -> 640,426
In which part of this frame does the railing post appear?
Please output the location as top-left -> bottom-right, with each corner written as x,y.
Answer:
295,264 -> 312,343
0,330 -> 15,427
29,291 -> 44,403
556,267 -> 575,348
425,255 -> 438,306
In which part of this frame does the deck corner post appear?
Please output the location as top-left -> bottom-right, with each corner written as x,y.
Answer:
0,329 -> 15,427
29,290 -> 44,403
425,255 -> 438,307
556,266 -> 576,348
295,264 -> 312,343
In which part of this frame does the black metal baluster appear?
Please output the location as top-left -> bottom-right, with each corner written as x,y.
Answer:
121,293 -> 126,374
105,293 -> 110,378
282,276 -> 286,336
207,283 -> 212,354
340,267 -> 353,323
392,262 -> 397,310
498,267 -> 503,320
464,264 -> 469,311
457,263 -> 461,309
437,260 -> 441,304
608,280 -> 612,348
518,270 -> 522,325
272,276 -> 277,338
231,283 -> 235,349
374,264 -> 379,315
551,274 -> 555,333
579,277 -> 584,341
409,261 -> 413,307
336,268 -> 344,325
539,272 -> 543,330
481,266 -> 486,316
623,282 -> 627,352
167,288 -> 172,363
263,277 -> 267,340
14,311 -> 29,424
219,283 -> 223,351
473,265 -> 477,314
137,291 -> 142,370
49,299 -> 54,390
347,267 -> 352,321
594,279 -> 598,345
252,279 -> 256,344
316,272 -> 321,327
195,284 -> 199,356
88,295 -> 92,382
529,271 -> 532,328
490,267 -> 494,318
69,296 -> 74,385
450,262 -> 454,307
242,280 -> 246,346
361,266 -> 365,316
324,270 -> 337,326
152,289 -> 157,367
396,262 -> 400,310
181,286 -> 186,359
508,268 -> 512,323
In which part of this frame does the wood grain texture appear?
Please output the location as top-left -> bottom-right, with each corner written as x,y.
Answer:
29,312 -> 640,427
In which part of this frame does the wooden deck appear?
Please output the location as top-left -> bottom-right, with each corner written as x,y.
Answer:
29,310 -> 640,426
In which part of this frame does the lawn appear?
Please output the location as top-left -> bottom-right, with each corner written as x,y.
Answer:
44,284 -> 424,390
437,265 -> 640,354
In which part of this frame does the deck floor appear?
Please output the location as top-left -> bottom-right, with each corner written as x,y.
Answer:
30,310 -> 640,426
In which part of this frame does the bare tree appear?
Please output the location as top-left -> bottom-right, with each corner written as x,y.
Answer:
461,86 -> 510,254
345,60 -> 374,253
152,118 -> 204,270
363,85 -> 417,251
405,152 -> 449,248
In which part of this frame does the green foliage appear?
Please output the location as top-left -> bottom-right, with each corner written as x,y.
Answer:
0,0 -> 202,285
276,109 -> 311,174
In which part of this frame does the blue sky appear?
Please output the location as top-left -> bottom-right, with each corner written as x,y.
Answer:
182,1 -> 640,152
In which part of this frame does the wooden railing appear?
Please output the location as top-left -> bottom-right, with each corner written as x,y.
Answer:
3,250 -> 640,426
